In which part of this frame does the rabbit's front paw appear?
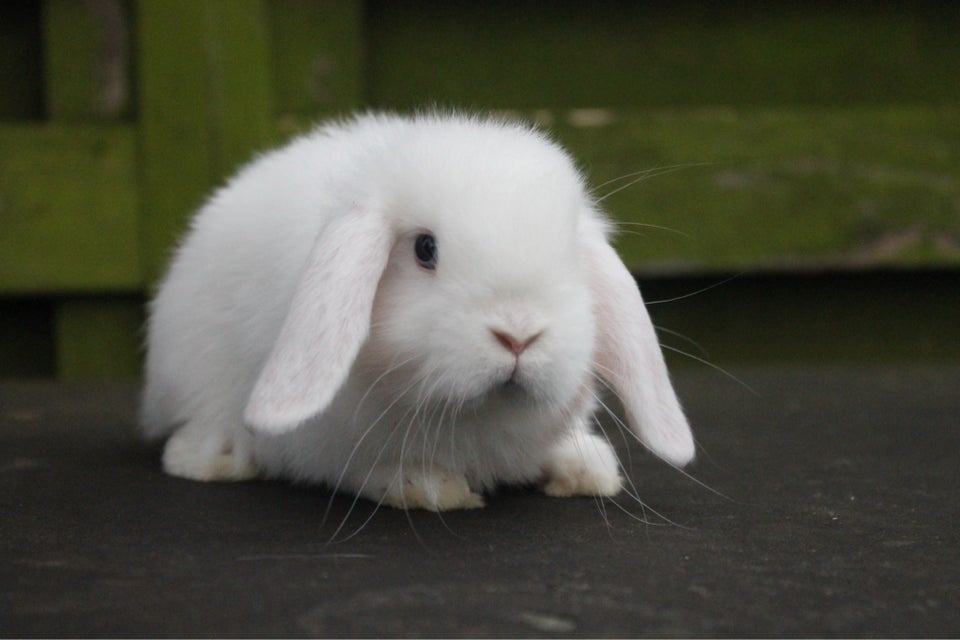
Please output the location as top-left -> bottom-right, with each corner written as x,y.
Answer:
542,428 -> 623,498
381,469 -> 485,511
162,424 -> 259,481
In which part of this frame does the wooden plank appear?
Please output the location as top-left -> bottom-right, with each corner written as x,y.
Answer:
137,0 -> 274,284
364,1 -> 960,109
0,124 -> 141,292
137,0 -> 217,284
202,0 -> 274,183
537,107 -> 960,273
43,0 -> 131,121
268,0 -> 363,120
40,0 -> 141,380
43,0 -> 97,119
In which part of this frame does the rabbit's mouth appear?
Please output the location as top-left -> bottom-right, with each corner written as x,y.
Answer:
494,358 -> 526,390
490,366 -> 541,404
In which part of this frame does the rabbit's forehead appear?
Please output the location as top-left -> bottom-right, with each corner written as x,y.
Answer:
386,143 -> 584,233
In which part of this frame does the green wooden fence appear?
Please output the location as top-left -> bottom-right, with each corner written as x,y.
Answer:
2,1 -> 959,377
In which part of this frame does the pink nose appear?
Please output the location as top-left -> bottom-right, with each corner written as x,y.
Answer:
492,330 -> 541,356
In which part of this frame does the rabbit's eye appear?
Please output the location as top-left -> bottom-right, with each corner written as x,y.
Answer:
414,233 -> 437,270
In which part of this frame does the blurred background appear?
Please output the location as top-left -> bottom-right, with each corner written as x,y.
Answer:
1,0 -> 958,379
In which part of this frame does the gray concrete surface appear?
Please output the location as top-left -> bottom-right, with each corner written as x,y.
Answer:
2,365 -> 958,637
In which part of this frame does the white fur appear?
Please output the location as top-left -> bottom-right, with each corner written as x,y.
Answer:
141,112 -> 695,511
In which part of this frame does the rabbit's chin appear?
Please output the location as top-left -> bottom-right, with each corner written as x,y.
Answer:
429,364 -> 588,419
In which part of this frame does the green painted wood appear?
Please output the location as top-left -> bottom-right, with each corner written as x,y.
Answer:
202,0 -> 274,183
365,1 -> 960,110
539,107 -> 960,273
137,0 -> 274,284
138,0 -> 217,284
54,298 -> 144,379
0,124 -> 141,292
269,0 -> 363,120
43,0 -> 97,119
40,0 -> 142,379
43,0 -> 132,121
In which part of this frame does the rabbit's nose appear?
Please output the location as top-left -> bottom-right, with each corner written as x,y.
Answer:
491,330 -> 541,356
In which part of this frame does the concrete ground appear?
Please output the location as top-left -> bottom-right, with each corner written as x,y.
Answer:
2,365 -> 958,637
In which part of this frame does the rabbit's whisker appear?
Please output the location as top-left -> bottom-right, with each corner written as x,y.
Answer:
654,325 -> 710,359
324,371 -> 422,539
658,344 -> 759,397
594,163 -> 711,203
645,273 -> 746,305
327,410 -> 409,544
612,220 -> 692,239
587,382 -> 657,523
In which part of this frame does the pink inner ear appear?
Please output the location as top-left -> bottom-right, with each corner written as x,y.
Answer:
243,210 -> 392,434
585,232 -> 696,467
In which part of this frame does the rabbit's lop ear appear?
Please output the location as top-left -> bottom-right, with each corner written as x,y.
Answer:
582,221 -> 695,467
244,210 -> 392,434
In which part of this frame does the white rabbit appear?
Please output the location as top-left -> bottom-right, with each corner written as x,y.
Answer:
141,112 -> 695,511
